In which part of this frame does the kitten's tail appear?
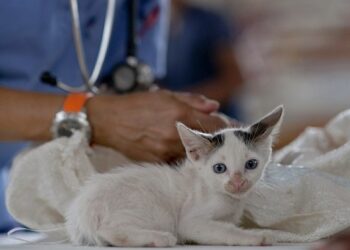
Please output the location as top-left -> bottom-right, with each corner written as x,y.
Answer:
7,224 -> 69,245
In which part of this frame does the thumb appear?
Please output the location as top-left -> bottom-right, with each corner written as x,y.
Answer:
173,92 -> 220,114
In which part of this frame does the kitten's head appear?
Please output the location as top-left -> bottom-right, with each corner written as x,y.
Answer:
177,105 -> 284,199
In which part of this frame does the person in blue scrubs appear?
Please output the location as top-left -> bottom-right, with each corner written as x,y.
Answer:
0,0 -> 228,232
160,0 -> 243,118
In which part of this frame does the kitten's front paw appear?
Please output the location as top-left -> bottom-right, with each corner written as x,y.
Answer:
227,235 -> 263,246
229,232 -> 275,246
260,232 -> 276,246
146,232 -> 177,247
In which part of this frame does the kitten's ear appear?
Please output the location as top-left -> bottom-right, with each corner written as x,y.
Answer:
176,123 -> 213,162
243,105 -> 284,144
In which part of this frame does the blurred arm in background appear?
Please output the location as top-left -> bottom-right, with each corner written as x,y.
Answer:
160,0 -> 243,118
188,44 -> 243,108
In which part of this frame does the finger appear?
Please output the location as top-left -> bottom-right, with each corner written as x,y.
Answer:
186,111 -> 228,133
230,118 -> 244,127
211,113 -> 244,127
211,112 -> 231,126
173,92 -> 220,114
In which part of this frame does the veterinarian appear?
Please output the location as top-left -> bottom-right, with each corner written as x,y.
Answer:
0,0 -> 228,232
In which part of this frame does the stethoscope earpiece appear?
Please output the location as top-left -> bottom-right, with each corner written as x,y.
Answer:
40,71 -> 58,87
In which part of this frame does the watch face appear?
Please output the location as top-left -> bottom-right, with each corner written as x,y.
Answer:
52,112 -> 91,141
57,118 -> 83,138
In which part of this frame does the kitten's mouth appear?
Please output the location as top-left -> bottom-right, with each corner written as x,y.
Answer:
224,180 -> 251,197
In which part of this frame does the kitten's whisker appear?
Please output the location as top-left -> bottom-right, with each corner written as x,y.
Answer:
244,202 -> 281,214
259,181 -> 280,190
252,192 -> 265,199
246,192 -> 330,220
242,208 -> 328,229
195,119 -> 208,134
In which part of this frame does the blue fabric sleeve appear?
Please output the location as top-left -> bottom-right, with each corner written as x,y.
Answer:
138,0 -> 169,78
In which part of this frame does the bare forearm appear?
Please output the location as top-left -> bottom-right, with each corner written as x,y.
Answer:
0,87 -> 228,162
0,87 -> 64,141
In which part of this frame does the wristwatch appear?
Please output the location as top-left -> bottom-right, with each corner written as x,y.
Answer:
51,92 -> 92,141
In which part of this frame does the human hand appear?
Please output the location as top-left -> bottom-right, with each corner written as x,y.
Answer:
87,90 -> 229,162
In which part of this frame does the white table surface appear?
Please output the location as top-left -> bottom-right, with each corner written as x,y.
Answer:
0,233 -> 316,250
0,245 -> 314,250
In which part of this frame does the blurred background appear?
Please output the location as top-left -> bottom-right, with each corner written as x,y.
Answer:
160,0 -> 350,148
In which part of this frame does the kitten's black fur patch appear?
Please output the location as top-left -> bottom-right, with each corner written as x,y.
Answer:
210,134 -> 225,147
202,133 -> 225,147
234,130 -> 251,144
234,122 -> 268,145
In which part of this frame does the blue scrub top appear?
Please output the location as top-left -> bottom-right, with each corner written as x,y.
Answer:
160,6 -> 239,116
0,0 -> 169,232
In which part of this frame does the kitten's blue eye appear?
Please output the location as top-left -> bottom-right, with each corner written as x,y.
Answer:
245,159 -> 258,170
213,163 -> 227,174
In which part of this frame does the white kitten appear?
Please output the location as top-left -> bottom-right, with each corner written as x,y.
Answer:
65,106 -> 284,247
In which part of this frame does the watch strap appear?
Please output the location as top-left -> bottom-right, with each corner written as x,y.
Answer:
63,92 -> 92,113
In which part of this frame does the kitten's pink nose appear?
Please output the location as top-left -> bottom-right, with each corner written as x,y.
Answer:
230,173 -> 246,191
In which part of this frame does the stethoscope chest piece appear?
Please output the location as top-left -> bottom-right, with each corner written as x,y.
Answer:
112,56 -> 154,94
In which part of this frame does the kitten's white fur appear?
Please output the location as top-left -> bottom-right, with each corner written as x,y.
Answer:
65,106 -> 284,247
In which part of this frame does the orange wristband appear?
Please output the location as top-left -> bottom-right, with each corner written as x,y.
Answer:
63,92 -> 93,112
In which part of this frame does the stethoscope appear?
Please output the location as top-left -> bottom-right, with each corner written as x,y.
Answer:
41,0 -> 155,94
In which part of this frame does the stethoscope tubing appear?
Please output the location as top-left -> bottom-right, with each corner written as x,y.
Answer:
59,0 -> 116,93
